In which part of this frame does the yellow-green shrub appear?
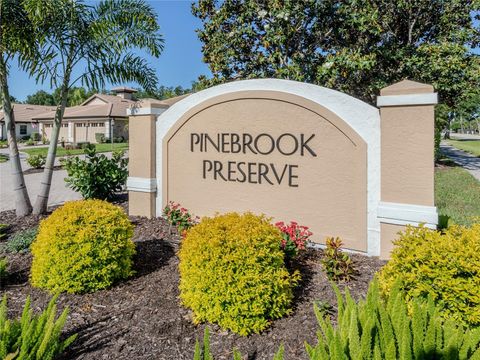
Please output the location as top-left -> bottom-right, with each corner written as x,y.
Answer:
31,200 -> 135,294
178,212 -> 300,336
378,223 -> 480,326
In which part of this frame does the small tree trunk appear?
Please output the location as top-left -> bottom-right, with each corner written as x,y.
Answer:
32,77 -> 70,215
0,56 -> 32,216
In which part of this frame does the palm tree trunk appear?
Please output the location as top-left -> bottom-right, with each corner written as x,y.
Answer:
0,56 -> 33,216
32,78 -> 70,215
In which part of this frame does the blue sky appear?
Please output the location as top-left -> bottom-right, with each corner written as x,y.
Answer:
8,0 -> 211,101
7,3 -> 479,102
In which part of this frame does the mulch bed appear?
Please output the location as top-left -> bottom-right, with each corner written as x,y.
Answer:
23,165 -> 64,175
0,202 -> 385,360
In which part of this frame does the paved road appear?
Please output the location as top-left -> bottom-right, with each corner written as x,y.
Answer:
440,142 -> 480,181
0,145 -> 127,212
0,152 -> 81,212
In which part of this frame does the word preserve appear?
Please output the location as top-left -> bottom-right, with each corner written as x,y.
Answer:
191,132 -> 316,187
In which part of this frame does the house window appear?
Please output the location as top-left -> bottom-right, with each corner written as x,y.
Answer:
19,125 -> 27,135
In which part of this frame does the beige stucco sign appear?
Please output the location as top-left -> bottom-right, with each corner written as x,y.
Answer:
127,79 -> 438,259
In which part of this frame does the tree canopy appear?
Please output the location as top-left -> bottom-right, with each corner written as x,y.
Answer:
193,0 -> 480,127
25,87 -> 98,106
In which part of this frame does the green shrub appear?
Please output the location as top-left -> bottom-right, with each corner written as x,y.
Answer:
25,139 -> 35,146
5,227 -> 38,253
30,132 -> 41,141
76,141 -> 90,149
0,258 -> 7,283
179,212 -> 300,336
26,154 -> 46,169
306,280 -> 480,359
31,200 -> 135,294
95,133 -> 106,143
378,224 -> 480,326
61,145 -> 128,200
0,295 -> 76,359
321,237 -> 356,282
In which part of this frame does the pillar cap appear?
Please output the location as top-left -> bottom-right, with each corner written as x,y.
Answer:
380,80 -> 433,96
377,80 -> 437,107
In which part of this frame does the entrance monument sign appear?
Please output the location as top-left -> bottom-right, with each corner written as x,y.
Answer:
127,79 -> 438,259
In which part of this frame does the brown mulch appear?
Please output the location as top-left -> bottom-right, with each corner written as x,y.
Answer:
23,165 -> 64,175
0,202 -> 385,360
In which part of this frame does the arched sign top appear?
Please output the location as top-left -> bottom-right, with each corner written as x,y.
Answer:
156,79 -> 380,148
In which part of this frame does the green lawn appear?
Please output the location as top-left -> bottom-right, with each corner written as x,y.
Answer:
435,166 -> 480,226
447,139 -> 480,157
0,154 -> 7,163
22,142 -> 128,157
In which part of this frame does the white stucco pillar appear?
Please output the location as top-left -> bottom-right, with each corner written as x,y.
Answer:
38,123 -> 44,138
67,122 -> 74,142
105,120 -> 111,139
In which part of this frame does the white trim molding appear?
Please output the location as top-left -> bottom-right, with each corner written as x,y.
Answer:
126,177 -> 157,193
378,201 -> 438,229
377,93 -> 438,107
155,78 -> 382,256
127,107 -> 167,116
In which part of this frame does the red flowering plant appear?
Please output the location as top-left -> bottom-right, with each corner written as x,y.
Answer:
163,201 -> 199,237
275,221 -> 313,259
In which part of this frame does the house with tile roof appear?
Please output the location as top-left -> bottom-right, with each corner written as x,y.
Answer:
0,87 -> 191,144
0,104 -> 56,140
33,87 -> 137,144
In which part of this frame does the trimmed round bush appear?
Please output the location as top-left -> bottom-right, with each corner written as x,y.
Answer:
378,223 -> 480,326
178,212 -> 300,336
31,200 -> 135,294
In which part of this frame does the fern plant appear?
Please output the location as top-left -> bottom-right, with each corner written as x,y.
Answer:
193,327 -> 284,359
5,227 -> 38,253
0,258 -> 7,284
306,280 -> 480,359
0,223 -> 8,240
0,295 -> 76,360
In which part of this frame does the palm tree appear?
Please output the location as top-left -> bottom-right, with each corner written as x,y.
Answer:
0,0 -> 43,216
23,0 -> 163,214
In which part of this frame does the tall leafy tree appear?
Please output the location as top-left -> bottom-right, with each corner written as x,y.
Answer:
52,86 -> 98,106
25,90 -> 55,105
193,0 -> 331,84
23,0 -> 164,214
193,0 -> 479,125
26,87 -> 99,106
0,0 -> 43,216
134,84 -> 191,100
